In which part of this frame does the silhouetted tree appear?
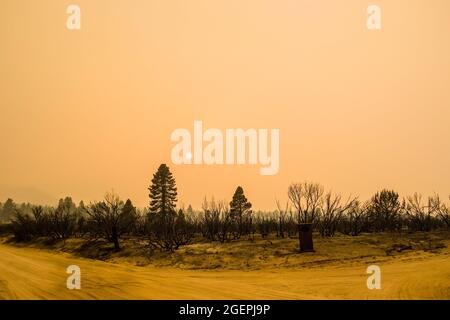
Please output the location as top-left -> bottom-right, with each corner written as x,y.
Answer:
147,164 -> 192,251
32,206 -> 51,236
202,197 -> 220,241
49,197 -> 78,240
342,201 -> 370,236
229,186 -> 252,238
186,204 -> 194,216
84,192 -> 136,251
148,164 -> 177,216
317,192 -> 357,237
405,193 -> 435,232
368,190 -> 403,232
122,199 -> 138,234
202,197 -> 233,242
288,182 -> 324,224
11,210 -> 34,241
147,208 -> 194,252
435,195 -> 450,228
275,200 -> 290,238
173,209 -> 195,248
0,198 -> 16,223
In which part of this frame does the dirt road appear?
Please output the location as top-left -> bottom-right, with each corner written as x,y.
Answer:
0,243 -> 448,299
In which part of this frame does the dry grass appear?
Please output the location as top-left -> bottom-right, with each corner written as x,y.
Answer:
0,231 -> 449,299
3,231 -> 449,270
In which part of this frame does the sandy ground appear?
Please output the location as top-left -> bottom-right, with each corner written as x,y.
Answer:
0,243 -> 449,300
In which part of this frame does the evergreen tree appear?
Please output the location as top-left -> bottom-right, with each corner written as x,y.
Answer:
0,198 -> 16,223
123,199 -> 136,215
50,197 -> 78,239
77,200 -> 86,217
186,204 -> 194,217
122,199 -> 138,234
148,164 -> 178,216
147,165 -> 192,251
230,187 -> 252,218
229,186 -> 252,237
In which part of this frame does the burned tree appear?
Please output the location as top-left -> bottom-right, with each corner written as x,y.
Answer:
202,197 -> 233,243
317,192 -> 357,237
275,200 -> 290,238
288,182 -> 324,224
342,201 -> 370,236
229,186 -> 252,239
434,195 -> 450,228
11,210 -> 35,241
202,197 -> 220,241
288,182 -> 324,252
405,193 -> 436,232
84,192 -> 136,252
49,197 -> 78,240
368,190 -> 403,232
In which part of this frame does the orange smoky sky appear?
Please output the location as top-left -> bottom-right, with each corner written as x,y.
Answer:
1,0 -> 449,210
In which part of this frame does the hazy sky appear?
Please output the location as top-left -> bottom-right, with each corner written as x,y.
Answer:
1,0 -> 449,210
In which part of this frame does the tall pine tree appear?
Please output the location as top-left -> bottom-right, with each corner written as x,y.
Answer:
229,186 -> 252,237
148,164 -> 178,216
229,186 -> 252,218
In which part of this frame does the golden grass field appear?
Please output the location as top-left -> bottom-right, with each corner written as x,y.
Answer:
0,232 -> 449,299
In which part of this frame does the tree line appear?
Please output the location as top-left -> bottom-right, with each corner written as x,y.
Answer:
1,164 -> 449,252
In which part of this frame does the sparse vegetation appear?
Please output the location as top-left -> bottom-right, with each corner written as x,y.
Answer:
83,193 -> 137,252
0,164 -> 449,258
